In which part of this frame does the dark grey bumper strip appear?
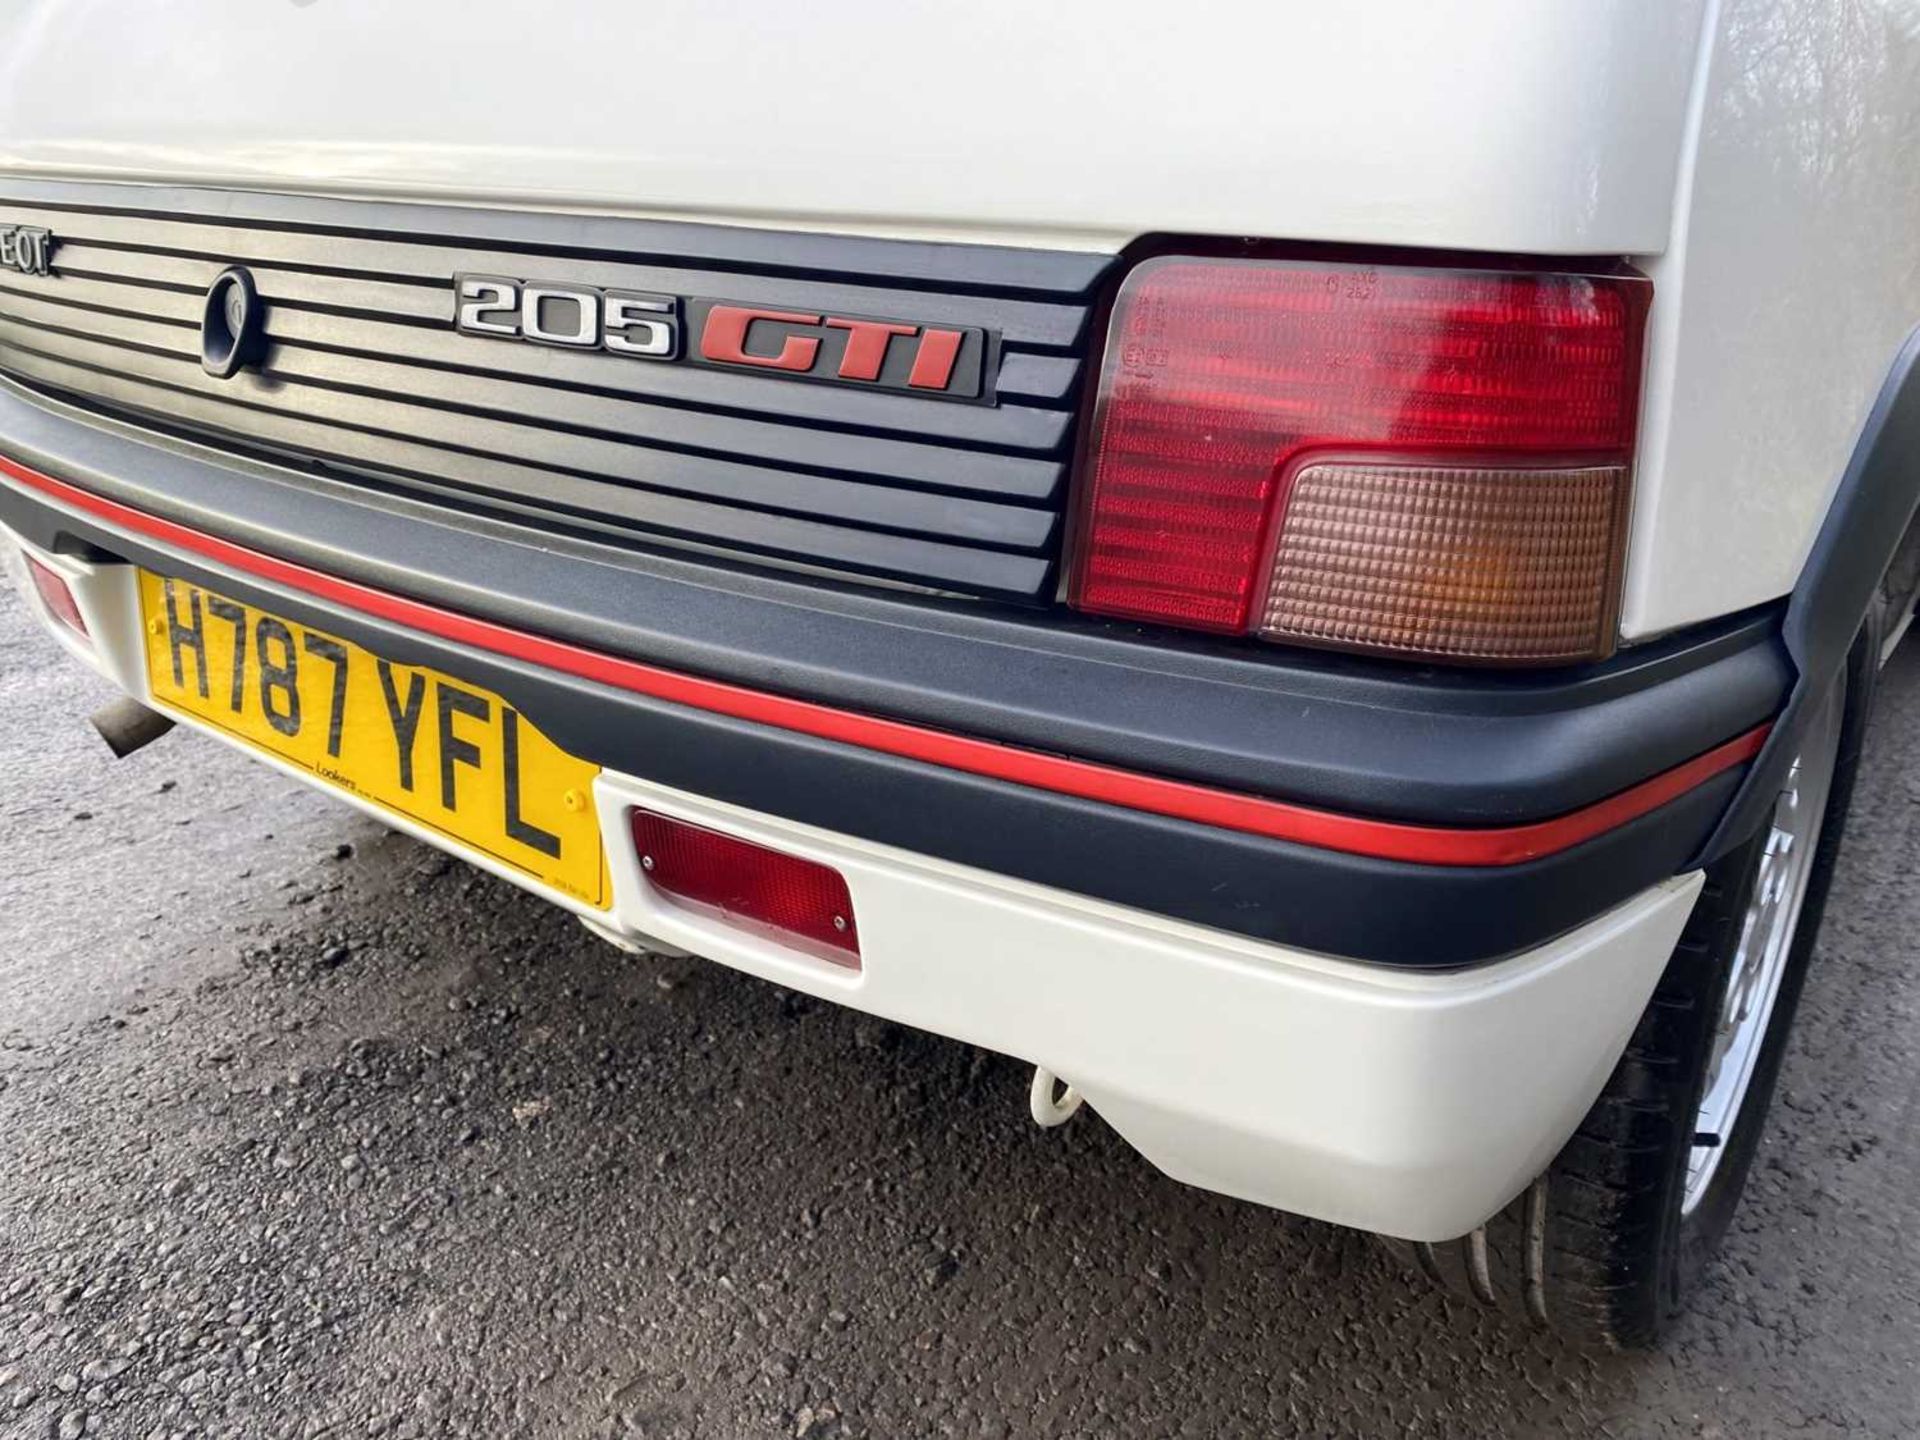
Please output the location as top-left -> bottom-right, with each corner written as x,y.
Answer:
2,375 -> 1772,968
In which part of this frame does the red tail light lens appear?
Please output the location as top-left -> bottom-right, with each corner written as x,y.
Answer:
24,553 -> 89,639
1068,257 -> 1649,662
630,808 -> 859,967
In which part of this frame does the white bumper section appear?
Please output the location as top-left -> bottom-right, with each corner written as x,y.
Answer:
8,526 -> 1703,1242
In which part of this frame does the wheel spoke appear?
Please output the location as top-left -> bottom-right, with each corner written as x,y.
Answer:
1682,690 -> 1842,1215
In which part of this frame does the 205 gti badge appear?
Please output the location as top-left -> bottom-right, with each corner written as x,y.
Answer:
0,224 -> 56,277
453,273 -> 994,402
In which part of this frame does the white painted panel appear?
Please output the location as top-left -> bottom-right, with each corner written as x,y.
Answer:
1624,0 -> 1920,637
0,0 -> 1699,254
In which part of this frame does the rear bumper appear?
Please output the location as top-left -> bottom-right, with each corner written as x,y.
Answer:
0,377 -> 1787,968
0,374 -> 1774,1237
6,515 -> 1702,1239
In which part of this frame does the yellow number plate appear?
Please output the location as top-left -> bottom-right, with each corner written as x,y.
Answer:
137,571 -> 608,908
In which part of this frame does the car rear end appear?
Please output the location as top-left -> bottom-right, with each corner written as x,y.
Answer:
6,0 -> 1882,1348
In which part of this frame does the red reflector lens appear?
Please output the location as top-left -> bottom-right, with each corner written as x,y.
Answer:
1069,257 -> 1649,642
24,554 -> 88,638
630,808 -> 859,966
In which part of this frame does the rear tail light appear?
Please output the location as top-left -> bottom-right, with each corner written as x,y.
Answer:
1068,257 -> 1649,664
630,807 -> 860,967
24,553 -> 89,639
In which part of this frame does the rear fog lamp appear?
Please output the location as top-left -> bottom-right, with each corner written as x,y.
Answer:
24,553 -> 89,640
630,807 -> 860,968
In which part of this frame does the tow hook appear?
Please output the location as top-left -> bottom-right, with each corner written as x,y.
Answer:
1028,1066 -> 1083,1128
89,697 -> 174,759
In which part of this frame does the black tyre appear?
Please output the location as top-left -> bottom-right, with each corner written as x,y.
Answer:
1387,645 -> 1869,1348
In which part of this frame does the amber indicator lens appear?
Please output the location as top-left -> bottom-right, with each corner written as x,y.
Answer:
1260,462 -> 1629,662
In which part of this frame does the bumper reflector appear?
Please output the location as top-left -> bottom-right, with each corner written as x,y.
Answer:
630,807 -> 860,967
1260,462 -> 1629,663
24,553 -> 88,640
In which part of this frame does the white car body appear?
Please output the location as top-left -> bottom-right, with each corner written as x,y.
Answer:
1,0 -> 1916,1246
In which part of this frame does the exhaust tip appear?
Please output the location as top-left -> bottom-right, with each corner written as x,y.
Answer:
89,697 -> 175,759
